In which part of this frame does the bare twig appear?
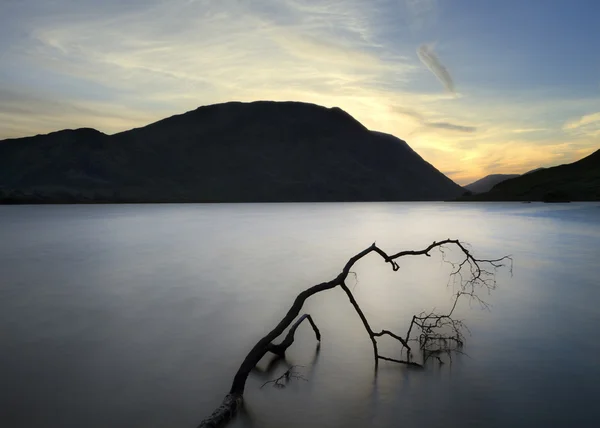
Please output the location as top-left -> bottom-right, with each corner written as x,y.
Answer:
260,366 -> 307,389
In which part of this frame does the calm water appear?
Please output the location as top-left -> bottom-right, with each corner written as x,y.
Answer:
1,203 -> 599,428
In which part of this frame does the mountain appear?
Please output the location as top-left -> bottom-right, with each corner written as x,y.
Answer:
460,149 -> 600,201
0,101 -> 464,203
465,174 -> 520,194
523,167 -> 546,175
465,167 -> 549,194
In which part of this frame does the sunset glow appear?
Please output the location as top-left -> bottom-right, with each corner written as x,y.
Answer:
1,0 -> 599,184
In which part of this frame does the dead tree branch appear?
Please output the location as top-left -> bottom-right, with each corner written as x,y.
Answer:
377,355 -> 424,368
266,314 -> 321,357
197,239 -> 511,428
260,366 -> 307,389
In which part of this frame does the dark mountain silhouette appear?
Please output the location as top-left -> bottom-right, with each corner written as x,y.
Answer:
523,167 -> 546,175
459,149 -> 600,202
465,174 -> 520,194
0,101 -> 464,203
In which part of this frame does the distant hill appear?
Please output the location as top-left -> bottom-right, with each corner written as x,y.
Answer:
0,101 -> 464,203
465,174 -> 520,194
459,149 -> 600,201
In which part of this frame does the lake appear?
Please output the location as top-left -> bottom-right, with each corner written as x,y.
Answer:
1,202 -> 599,428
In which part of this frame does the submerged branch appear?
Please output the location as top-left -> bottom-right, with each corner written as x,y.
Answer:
373,330 -> 411,350
267,314 -> 321,357
260,366 -> 307,389
340,281 -> 379,363
377,355 -> 423,368
197,240 -> 511,428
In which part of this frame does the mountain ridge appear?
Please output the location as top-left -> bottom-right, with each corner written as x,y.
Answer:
0,101 -> 464,204
459,149 -> 600,201
465,174 -> 520,194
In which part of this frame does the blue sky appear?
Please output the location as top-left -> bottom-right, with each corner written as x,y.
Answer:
1,0 -> 599,184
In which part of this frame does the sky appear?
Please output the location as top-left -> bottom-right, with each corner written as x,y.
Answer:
1,0 -> 599,185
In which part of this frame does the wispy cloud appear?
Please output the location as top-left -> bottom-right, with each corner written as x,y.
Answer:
563,112 -> 600,132
393,106 -> 476,133
391,94 -> 600,185
442,169 -> 464,177
393,106 -> 424,121
511,128 -> 548,134
5,0 -> 417,114
417,43 -> 455,93
9,0 -> 473,149
425,122 -> 476,133
0,88 -> 159,138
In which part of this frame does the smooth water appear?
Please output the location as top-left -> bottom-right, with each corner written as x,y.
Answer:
1,203 -> 599,428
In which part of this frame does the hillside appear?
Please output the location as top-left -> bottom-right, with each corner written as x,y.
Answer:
465,174 -> 520,194
523,167 -> 546,175
460,149 -> 600,201
0,101 -> 464,203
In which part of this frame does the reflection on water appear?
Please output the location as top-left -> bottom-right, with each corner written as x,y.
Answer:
1,202 -> 599,428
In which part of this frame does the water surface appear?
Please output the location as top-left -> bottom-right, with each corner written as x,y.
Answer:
1,203 -> 599,427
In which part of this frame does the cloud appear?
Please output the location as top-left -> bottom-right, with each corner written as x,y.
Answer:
562,112 -> 600,139
446,140 -> 599,185
442,169 -> 464,177
392,106 -> 425,121
512,128 -> 547,134
417,43 -> 455,93
392,106 -> 476,133
271,33 -> 405,72
21,2 -> 409,92
563,112 -> 600,130
425,121 -> 476,133
0,88 -> 161,138
0,0 -> 429,140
